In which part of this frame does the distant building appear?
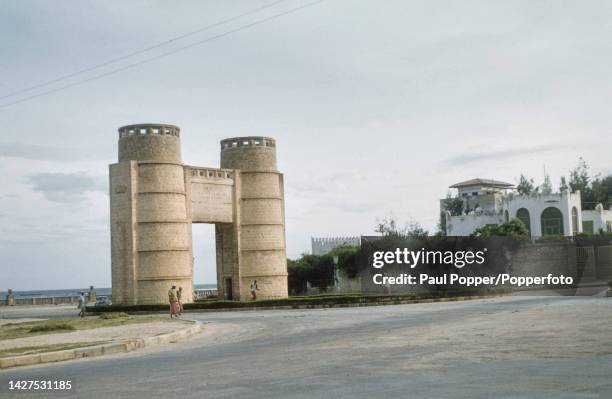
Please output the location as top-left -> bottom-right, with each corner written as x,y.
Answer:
441,178 -> 612,237
311,236 -> 361,255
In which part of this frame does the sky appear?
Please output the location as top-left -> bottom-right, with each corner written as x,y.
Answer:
1,0 -> 612,290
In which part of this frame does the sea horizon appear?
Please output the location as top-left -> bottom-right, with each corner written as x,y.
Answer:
0,283 -> 218,299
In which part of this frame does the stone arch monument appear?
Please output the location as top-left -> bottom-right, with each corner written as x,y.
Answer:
109,123 -> 288,304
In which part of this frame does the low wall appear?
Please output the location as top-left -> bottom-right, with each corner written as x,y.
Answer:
350,239 -> 610,294
0,296 -> 81,306
2,291 -> 220,306
596,245 -> 612,280
337,272 -> 362,293
511,241 -> 578,281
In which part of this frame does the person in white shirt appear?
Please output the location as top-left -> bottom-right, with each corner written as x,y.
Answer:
250,280 -> 259,300
77,292 -> 86,318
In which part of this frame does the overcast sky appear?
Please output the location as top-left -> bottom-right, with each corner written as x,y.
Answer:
1,0 -> 611,290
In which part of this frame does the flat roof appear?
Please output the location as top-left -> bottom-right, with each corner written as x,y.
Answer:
450,178 -> 514,189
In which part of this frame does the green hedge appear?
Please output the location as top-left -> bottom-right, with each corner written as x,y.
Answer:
88,288 -> 510,313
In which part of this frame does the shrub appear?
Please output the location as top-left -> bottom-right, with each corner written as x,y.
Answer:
287,254 -> 335,294
473,218 -> 529,237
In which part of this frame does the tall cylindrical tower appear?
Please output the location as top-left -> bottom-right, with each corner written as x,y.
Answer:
115,123 -> 192,304
220,136 -> 288,299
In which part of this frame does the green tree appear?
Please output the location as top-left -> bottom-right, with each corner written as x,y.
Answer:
405,220 -> 429,239
442,192 -> 464,216
329,245 -> 361,279
569,157 -> 590,193
287,254 -> 335,294
591,176 -> 612,209
516,174 -> 535,195
436,216 -> 447,237
541,174 -> 553,195
375,214 -> 400,237
559,176 -> 568,192
375,215 -> 429,238
568,157 -> 601,209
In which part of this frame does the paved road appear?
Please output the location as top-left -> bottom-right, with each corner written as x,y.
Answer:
1,296 -> 611,398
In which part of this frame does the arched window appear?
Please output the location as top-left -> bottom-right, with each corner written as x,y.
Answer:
571,207 -> 578,235
504,210 -> 509,222
516,208 -> 531,235
541,207 -> 564,236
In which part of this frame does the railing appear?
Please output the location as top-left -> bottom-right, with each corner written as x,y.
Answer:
194,289 -> 218,299
1,294 -> 108,306
1,292 -> 224,306
1,296 -> 81,306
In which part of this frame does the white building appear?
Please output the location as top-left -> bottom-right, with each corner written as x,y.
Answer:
582,205 -> 612,234
441,178 -> 612,237
311,236 -> 361,255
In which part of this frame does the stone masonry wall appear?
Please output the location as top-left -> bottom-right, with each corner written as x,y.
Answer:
111,127 -> 289,303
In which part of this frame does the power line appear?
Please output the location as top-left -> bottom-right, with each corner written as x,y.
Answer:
0,0 -> 288,101
1,0 -> 325,109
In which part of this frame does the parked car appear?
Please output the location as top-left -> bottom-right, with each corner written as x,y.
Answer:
95,296 -> 112,307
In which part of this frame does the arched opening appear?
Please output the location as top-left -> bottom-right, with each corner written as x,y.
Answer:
192,224 -> 219,298
541,207 -> 564,236
572,207 -> 579,235
504,210 -> 509,222
516,208 -> 531,235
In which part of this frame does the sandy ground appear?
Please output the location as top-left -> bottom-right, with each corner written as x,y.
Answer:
0,318 -> 189,354
319,298 -> 612,369
1,297 -> 611,398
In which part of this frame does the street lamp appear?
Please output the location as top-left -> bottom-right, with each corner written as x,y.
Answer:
332,256 -> 339,291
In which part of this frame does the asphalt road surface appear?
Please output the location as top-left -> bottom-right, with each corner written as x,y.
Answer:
1,296 -> 611,398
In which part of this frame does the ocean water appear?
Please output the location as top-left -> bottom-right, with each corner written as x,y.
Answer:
0,284 -> 217,299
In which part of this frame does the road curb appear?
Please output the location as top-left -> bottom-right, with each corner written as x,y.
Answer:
189,294 -> 500,312
0,320 -> 202,370
110,293 -> 509,315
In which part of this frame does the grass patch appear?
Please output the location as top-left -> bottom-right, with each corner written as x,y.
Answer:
0,315 -> 183,341
98,312 -> 129,319
29,323 -> 75,333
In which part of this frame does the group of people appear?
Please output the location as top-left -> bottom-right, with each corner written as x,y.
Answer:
168,281 -> 259,316
80,281 -> 259,319
168,285 -> 184,318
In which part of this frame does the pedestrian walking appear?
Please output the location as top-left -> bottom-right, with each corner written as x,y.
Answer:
250,280 -> 259,300
77,291 -> 86,318
168,285 -> 180,318
177,286 -> 183,315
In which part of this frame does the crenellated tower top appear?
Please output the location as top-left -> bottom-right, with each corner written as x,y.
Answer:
117,123 -> 182,163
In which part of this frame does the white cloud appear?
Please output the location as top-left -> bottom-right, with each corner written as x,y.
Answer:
26,172 -> 107,202
1,0 -> 611,288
